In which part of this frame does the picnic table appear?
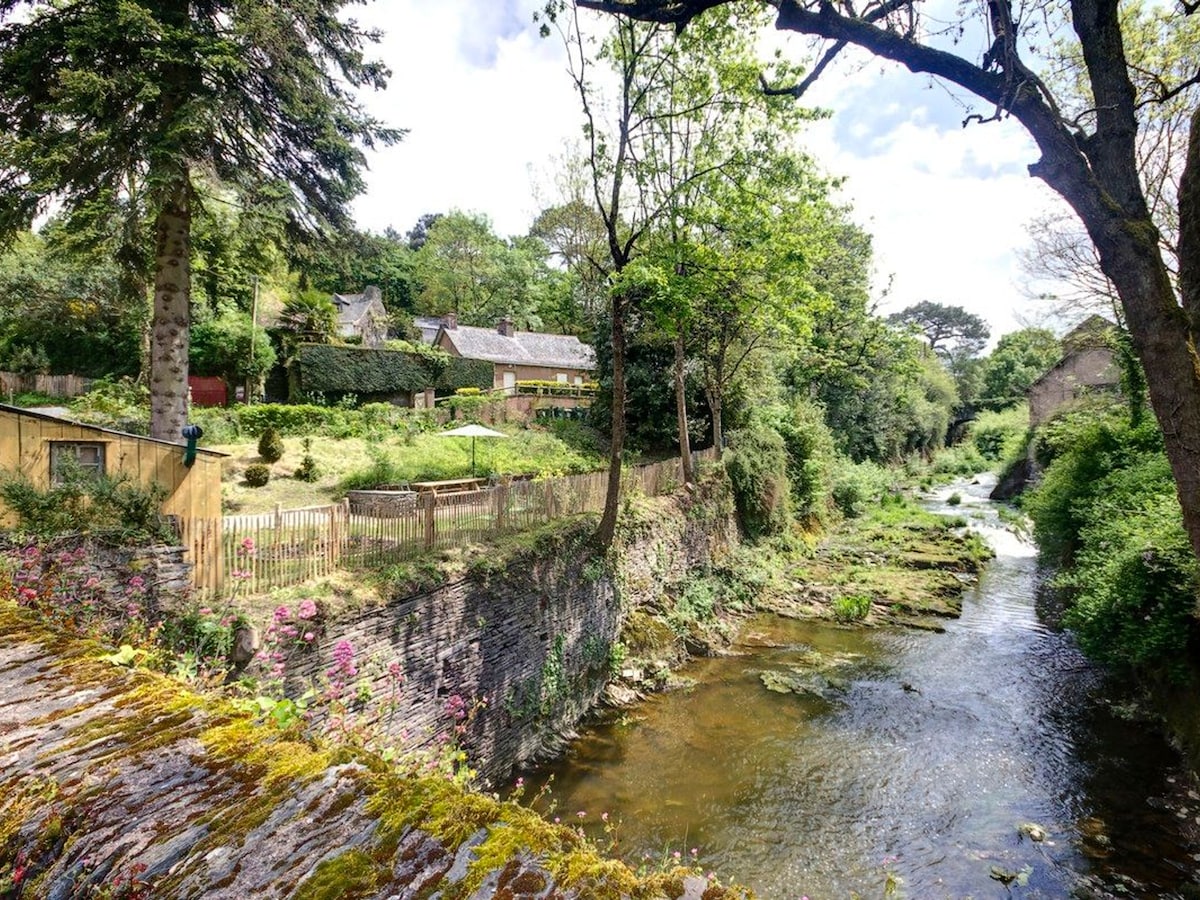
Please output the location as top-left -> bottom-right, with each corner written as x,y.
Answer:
410,477 -> 487,494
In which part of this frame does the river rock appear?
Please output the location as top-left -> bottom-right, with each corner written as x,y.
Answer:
1018,822 -> 1047,842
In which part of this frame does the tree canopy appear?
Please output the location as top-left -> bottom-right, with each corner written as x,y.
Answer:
578,0 -> 1200,568
0,0 -> 401,438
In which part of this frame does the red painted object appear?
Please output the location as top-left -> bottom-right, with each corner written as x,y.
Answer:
188,376 -> 228,407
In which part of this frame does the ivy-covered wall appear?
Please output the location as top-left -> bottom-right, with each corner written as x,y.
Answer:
290,345 -> 493,400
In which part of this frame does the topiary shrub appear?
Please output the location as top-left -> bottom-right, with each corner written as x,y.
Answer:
244,463 -> 271,487
257,427 -> 285,463
294,438 -> 320,482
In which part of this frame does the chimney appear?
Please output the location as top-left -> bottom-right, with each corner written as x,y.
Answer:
498,316 -> 514,337
442,312 -> 458,330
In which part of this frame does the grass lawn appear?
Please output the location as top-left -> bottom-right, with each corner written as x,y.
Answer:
216,425 -> 605,515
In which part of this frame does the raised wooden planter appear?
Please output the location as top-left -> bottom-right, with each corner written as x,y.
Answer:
346,488 -> 419,516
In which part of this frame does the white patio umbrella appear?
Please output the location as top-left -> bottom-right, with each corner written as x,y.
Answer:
436,423 -> 508,476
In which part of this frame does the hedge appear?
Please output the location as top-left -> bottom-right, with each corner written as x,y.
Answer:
435,357 -> 494,391
295,345 -> 432,395
293,345 -> 493,396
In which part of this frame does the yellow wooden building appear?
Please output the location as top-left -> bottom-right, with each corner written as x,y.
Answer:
0,404 -> 226,591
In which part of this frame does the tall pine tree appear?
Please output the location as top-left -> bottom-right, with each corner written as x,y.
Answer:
0,0 -> 401,438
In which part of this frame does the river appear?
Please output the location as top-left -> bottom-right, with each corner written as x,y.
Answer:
522,478 -> 1200,898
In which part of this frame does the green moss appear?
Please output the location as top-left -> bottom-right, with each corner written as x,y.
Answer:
292,849 -> 384,900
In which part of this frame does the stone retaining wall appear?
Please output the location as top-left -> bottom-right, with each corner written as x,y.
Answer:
280,475 -> 739,785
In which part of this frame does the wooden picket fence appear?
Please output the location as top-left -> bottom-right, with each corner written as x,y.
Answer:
211,448 -> 716,595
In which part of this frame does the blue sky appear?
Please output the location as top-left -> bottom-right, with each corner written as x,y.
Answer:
351,2 -> 1073,340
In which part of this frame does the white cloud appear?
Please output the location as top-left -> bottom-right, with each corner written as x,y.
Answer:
351,1 -> 579,238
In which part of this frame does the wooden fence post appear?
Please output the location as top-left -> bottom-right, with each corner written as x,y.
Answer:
494,480 -> 509,531
424,491 -> 437,549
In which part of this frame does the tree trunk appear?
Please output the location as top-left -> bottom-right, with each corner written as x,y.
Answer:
675,331 -> 694,483
707,380 -> 724,458
149,175 -> 192,441
595,293 -> 627,549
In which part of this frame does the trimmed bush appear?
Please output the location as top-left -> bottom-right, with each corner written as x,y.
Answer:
244,463 -> 271,487
257,427 -> 285,463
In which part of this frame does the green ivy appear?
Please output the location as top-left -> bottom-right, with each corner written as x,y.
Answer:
294,344 -> 435,395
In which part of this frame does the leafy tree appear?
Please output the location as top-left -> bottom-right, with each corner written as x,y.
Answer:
978,327 -> 1061,409
405,213 -> 443,252
414,211 -> 548,328
578,0 -> 1200,565
0,230 -> 142,377
541,1 -> 806,544
276,290 -> 339,361
0,0 -> 400,439
1021,2 -> 1199,318
190,311 -> 276,399
292,228 -> 417,314
888,302 -> 990,359
529,193 -> 610,329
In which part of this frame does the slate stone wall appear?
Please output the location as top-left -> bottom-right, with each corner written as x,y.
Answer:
279,478 -> 739,785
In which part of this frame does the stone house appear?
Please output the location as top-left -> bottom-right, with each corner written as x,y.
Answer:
1027,315 -> 1121,428
332,285 -> 389,348
432,314 -> 597,394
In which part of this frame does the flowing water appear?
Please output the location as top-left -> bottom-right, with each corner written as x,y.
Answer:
522,478 -> 1200,898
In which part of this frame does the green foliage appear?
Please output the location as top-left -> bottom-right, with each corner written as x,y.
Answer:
888,301 -> 990,359
435,357 -> 498,392
1025,406 -> 1197,676
338,446 -> 408,491
930,442 -> 989,477
970,405 -> 1030,462
338,428 -> 602,489
293,345 -> 434,397
832,593 -> 872,622
257,427 -> 285,463
0,465 -> 171,542
0,230 -> 142,378
758,399 -> 837,526
977,328 -> 1061,409
1026,406 -> 1163,562
946,492 -> 962,506
294,438 -> 320,482
243,463 -> 271,487
191,311 -> 277,388
441,388 -> 495,422
723,423 -> 793,540
829,458 -> 893,518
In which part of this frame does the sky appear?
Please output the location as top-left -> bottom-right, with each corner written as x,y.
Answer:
349,1 -> 1076,341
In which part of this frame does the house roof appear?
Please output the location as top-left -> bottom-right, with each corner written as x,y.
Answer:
332,286 -> 385,332
439,324 -> 596,370
0,404 -> 229,457
412,315 -> 444,345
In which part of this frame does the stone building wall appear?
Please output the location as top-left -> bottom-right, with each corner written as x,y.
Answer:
277,476 -> 739,785
1028,346 -> 1120,427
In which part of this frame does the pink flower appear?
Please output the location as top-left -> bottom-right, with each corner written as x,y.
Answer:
239,537 -> 256,555
198,607 -> 212,616
303,631 -> 315,642
273,605 -> 291,623
327,639 -> 357,678
297,599 -> 318,620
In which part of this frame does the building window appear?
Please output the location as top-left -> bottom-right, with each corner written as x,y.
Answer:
50,442 -> 106,484
556,373 -> 568,384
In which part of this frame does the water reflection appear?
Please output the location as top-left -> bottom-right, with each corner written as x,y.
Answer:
523,479 -> 1200,897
